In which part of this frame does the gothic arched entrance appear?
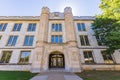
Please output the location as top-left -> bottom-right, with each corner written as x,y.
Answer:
49,52 -> 65,68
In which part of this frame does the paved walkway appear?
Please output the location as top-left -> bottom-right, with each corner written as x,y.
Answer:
30,72 -> 83,80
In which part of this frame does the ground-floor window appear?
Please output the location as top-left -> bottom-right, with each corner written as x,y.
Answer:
83,51 -> 94,64
0,51 -> 12,63
19,51 -> 31,64
102,52 -> 114,64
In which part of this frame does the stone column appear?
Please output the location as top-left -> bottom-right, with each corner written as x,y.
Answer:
64,7 -> 81,72
37,7 -> 50,46
113,49 -> 120,63
31,7 -> 50,73
64,7 -> 77,46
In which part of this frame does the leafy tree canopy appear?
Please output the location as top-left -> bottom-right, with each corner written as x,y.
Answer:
93,0 -> 120,54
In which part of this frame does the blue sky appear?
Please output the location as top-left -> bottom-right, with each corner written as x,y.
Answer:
0,0 -> 101,16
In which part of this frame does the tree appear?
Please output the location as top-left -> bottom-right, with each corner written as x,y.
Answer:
93,0 -> 120,54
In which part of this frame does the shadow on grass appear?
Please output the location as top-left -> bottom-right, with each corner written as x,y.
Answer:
76,70 -> 120,80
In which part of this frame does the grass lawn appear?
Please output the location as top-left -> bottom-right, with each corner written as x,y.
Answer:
0,71 -> 37,80
76,71 -> 120,80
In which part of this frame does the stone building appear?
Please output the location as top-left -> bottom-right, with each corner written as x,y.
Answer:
0,7 -> 120,73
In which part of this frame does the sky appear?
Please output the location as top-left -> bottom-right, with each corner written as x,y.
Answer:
0,0 -> 101,16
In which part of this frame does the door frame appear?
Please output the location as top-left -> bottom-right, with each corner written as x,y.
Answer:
49,53 -> 65,69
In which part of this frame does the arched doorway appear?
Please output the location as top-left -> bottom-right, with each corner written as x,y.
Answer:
49,52 -> 65,68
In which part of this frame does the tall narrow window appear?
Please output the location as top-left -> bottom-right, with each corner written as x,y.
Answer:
0,23 -> 7,31
51,35 -> 63,44
52,24 -> 55,32
96,35 -> 105,46
80,35 -> 90,46
19,51 -> 31,64
24,36 -> 34,46
59,24 -> 62,31
77,23 -> 86,31
83,51 -> 94,63
27,23 -> 36,31
0,51 -> 12,63
13,23 -> 22,31
51,24 -> 62,32
102,51 -> 114,64
7,36 -> 18,46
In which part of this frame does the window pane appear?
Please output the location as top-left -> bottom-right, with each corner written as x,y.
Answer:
77,23 -> 81,31
51,35 -> 54,43
29,36 -> 34,46
59,35 -> 62,44
84,36 -> 90,45
12,36 -> 18,46
2,24 -> 7,31
59,24 -> 62,31
55,24 -> 59,32
19,51 -> 30,63
102,52 -> 114,64
32,24 -> 36,31
80,36 -> 85,46
52,24 -> 55,31
0,24 -> 2,30
81,23 -> 86,31
28,24 -> 32,31
7,36 -> 13,46
13,24 -> 17,31
17,24 -> 22,31
24,36 -> 29,46
84,51 -> 94,63
55,35 -> 59,43
0,51 -> 12,63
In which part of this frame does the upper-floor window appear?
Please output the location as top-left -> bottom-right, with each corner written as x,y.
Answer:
0,23 -> 7,31
7,36 -> 18,46
52,24 -> 62,32
77,23 -> 86,31
51,35 -> 62,44
0,51 -> 12,63
27,23 -> 36,31
83,51 -> 94,64
80,35 -> 90,46
19,51 -> 31,64
24,36 -> 34,46
102,51 -> 114,64
13,23 -> 22,31
96,36 -> 105,46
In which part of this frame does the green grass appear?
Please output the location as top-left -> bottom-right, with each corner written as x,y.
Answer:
0,71 -> 37,80
76,71 -> 120,80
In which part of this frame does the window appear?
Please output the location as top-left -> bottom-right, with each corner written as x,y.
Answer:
0,23 -> 7,31
77,23 -> 86,31
7,36 -> 18,46
83,51 -> 94,63
13,23 -> 22,31
96,36 -> 105,46
102,52 -> 114,64
19,51 -> 31,63
24,36 -> 34,46
51,35 -> 63,44
0,51 -> 12,63
27,23 -> 36,31
52,24 -> 62,32
80,35 -> 90,46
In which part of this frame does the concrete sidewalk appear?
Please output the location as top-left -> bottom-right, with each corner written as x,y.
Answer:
30,72 -> 83,80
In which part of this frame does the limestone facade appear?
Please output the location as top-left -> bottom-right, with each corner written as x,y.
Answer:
0,7 -> 120,73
